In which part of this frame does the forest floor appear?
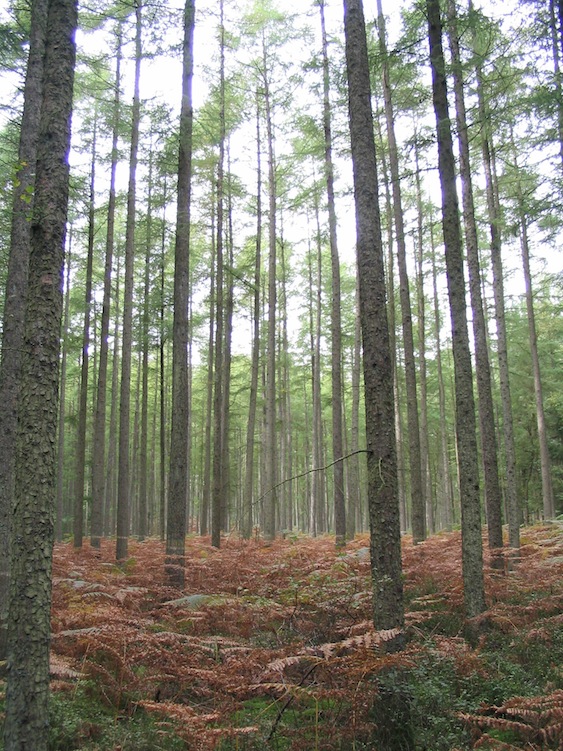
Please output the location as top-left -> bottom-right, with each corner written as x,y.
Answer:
2,524 -> 563,751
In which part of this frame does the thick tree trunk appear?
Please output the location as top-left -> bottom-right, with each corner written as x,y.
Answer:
343,0 -> 404,634
116,3 -> 142,562
3,0 -> 76,744
427,0 -> 485,618
0,0 -> 47,662
167,0 -> 195,585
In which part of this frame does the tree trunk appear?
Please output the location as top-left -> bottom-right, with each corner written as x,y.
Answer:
73,113 -> 97,549
319,0 -> 346,546
343,0 -> 404,634
105,261 -> 120,538
263,33 -> 277,542
221,153 -> 234,532
376,0 -> 425,543
211,3 -> 226,548
427,0 -> 485,618
91,24 -> 122,549
159,194 -> 168,540
3,0 -> 76,744
511,134 -> 555,520
447,0 -> 504,565
430,229 -> 454,530
346,281 -> 362,538
472,30 -> 520,548
242,92 -> 262,539
116,2 -> 142,562
57,239 -> 72,542
139,142 -> 154,542
0,0 -> 47,662
200,187 -> 215,537
167,0 -> 195,585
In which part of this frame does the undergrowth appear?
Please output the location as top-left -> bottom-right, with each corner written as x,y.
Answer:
1,523 -> 563,750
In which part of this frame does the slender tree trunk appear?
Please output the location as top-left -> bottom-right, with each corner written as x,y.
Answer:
376,0 -> 425,543
159,195 -> 167,540
430,227 -> 454,530
200,189 -> 215,537
211,3 -> 227,548
447,0 -> 504,565
319,0 -> 346,546
347,282 -> 362,538
242,94 -> 262,539
427,0 -> 485,617
167,0 -> 195,585
91,25 -> 122,549
263,34 -> 277,541
415,228 -> 433,534
0,0 -> 47,661
412,134 -> 435,532
57,239 -> 72,542
472,32 -> 520,548
104,269 -> 120,538
4,0 -> 76,744
511,135 -> 555,520
312,203 -> 326,534
139,143 -> 153,542
116,2 -> 142,562
73,113 -> 97,549
221,155 -> 234,532
343,0 -> 404,634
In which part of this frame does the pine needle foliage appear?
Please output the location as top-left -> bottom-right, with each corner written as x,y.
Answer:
2,524 -> 563,749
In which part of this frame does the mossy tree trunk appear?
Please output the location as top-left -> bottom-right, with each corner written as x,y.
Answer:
3,0 -> 77,745
343,0 -> 404,633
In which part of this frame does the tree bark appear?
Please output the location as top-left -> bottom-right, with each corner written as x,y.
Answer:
0,0 -> 47,663
343,0 -> 404,633
3,0 -> 76,744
